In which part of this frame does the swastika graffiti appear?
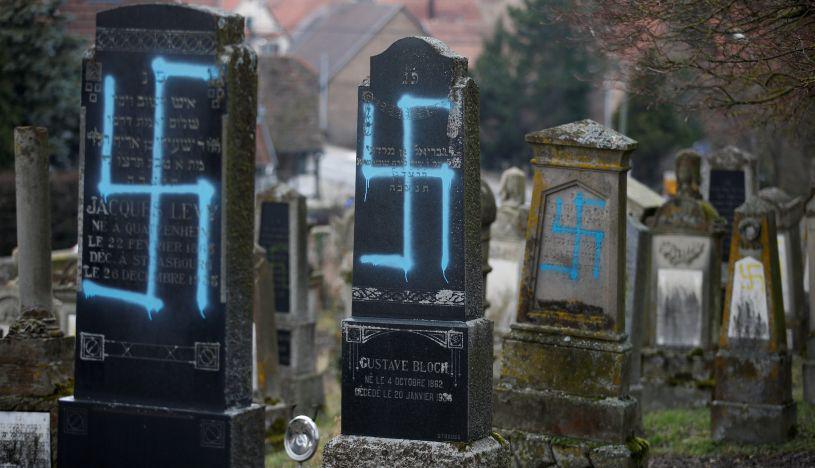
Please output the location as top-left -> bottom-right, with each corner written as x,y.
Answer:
539,191 -> 606,281
358,95 -> 454,282
82,57 -> 220,320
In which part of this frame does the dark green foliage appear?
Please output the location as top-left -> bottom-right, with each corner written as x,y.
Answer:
475,0 -> 596,170
623,71 -> 704,188
0,0 -> 82,168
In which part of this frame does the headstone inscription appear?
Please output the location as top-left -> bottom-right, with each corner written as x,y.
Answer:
702,146 -> 758,262
322,37 -> 509,467
58,5 -> 264,467
711,197 -> 796,443
806,191 -> 815,404
759,187 -> 806,354
641,150 -> 724,410
493,120 -> 648,466
255,183 -> 325,415
0,411 -> 50,467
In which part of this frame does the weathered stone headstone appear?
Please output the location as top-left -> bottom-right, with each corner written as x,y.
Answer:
255,183 -> 324,415
494,120 -> 647,466
804,188 -> 815,404
711,198 -> 796,443
58,5 -> 264,466
252,244 -> 287,430
625,215 -> 650,413
641,150 -> 724,410
486,167 -> 528,378
322,37 -> 509,467
702,146 -> 758,262
759,187 -> 806,354
1,127 -> 74,467
481,179 -> 497,312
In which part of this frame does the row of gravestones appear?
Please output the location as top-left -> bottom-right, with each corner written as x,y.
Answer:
6,3 -> 807,467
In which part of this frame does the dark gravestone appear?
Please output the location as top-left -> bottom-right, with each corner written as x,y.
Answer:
255,184 -> 323,416
258,201 -> 290,313
58,5 -> 263,467
343,36 -> 486,441
324,37 -> 508,467
708,169 -> 745,261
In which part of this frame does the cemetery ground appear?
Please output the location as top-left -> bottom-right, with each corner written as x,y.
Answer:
646,357 -> 815,467
261,294 -> 815,467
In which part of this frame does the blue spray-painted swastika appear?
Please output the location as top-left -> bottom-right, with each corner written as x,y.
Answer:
358,95 -> 454,282
82,57 -> 219,320
539,191 -> 606,281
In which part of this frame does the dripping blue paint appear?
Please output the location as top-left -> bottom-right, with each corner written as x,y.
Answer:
358,95 -> 453,282
539,191 -> 606,281
83,57 -> 219,320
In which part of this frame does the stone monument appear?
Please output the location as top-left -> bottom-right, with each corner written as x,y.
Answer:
487,167 -> 529,378
322,37 -> 509,467
759,187 -> 806,354
0,127 -> 74,466
702,146 -> 758,263
806,188 -> 815,404
493,120 -> 648,466
625,215 -> 650,419
711,197 -> 796,443
252,244 -> 288,434
641,150 -> 724,410
481,180 -> 497,312
58,5 -> 264,466
255,183 -> 325,415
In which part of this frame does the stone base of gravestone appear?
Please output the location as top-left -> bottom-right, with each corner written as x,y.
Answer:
486,239 -> 524,380
639,348 -> 714,411
500,429 -> 648,468
0,335 -> 74,465
322,434 -> 511,468
804,359 -> 815,404
493,325 -> 646,466
711,350 -> 796,444
280,371 -> 324,417
58,397 -> 265,466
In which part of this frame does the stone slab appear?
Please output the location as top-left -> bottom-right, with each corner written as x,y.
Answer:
804,360 -> 815,404
713,350 -> 792,405
498,429 -> 647,468
500,324 -> 631,398
322,434 -> 511,468
280,371 -> 324,416
340,316 -> 492,442
57,397 -> 264,467
0,411 -> 50,467
710,400 -> 796,444
493,385 -> 638,444
639,348 -> 713,411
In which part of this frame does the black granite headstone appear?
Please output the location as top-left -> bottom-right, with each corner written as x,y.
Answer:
258,201 -> 290,312
709,169 -> 746,260
59,5 -> 263,467
341,37 -> 490,443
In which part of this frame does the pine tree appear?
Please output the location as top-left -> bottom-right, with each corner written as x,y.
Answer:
475,0 -> 596,170
0,0 -> 81,168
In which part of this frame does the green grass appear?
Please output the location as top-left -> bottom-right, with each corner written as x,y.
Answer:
265,306 -> 343,467
644,357 -> 815,457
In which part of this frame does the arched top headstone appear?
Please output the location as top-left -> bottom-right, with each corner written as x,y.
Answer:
352,36 -> 481,321
499,167 -> 526,208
